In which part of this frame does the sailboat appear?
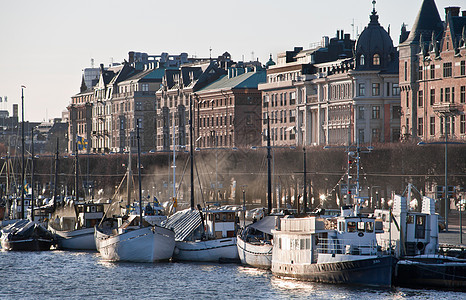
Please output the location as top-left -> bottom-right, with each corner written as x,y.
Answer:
1,87 -> 55,251
94,124 -> 175,262
163,97 -> 239,263
48,138 -> 107,250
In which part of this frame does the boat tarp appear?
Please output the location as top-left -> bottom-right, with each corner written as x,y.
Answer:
249,216 -> 277,235
163,209 -> 202,242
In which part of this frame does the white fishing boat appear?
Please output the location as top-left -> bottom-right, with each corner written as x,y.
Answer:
272,205 -> 394,287
95,215 -> 175,262
94,123 -> 175,262
48,202 -> 106,250
165,207 -> 240,262
237,215 -> 278,269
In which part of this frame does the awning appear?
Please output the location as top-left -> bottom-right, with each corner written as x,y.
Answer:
249,215 -> 278,235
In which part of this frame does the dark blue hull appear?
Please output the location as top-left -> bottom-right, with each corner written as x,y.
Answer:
395,258 -> 466,289
273,256 -> 394,287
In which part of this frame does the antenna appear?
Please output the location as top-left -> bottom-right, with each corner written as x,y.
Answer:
251,51 -> 255,62
91,58 -> 94,68
351,19 -> 355,40
209,47 -> 212,60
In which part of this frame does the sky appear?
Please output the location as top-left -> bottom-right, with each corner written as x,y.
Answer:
0,0 -> 462,122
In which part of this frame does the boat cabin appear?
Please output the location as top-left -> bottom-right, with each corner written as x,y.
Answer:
205,210 -> 237,239
76,203 -> 105,228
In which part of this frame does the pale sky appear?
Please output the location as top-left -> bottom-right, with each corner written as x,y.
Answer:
0,0 -> 461,122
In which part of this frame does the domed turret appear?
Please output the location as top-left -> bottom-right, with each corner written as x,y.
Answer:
355,1 -> 396,70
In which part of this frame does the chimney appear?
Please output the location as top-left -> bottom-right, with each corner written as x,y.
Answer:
336,30 -> 340,39
462,10 -> 466,17
13,104 -> 18,118
128,51 -> 135,64
340,30 -> 344,40
445,6 -> 460,18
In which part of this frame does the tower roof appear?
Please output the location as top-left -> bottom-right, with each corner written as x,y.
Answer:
403,0 -> 443,45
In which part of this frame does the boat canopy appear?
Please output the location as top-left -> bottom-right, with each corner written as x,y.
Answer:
163,209 -> 202,241
249,216 -> 277,235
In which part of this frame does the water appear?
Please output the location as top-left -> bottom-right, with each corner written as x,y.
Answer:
0,251 -> 464,299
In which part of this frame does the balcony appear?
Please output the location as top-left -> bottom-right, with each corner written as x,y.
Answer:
433,103 -> 462,115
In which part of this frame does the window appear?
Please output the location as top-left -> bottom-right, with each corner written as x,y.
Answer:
418,65 -> 423,80
360,55 -> 365,66
404,61 -> 408,81
263,95 -> 269,108
358,129 -> 365,143
443,62 -> 452,77
358,83 -> 365,96
418,117 -> 423,136
418,90 -> 423,107
406,91 -> 410,107
392,105 -> 401,119
430,64 -> 435,79
452,87 -> 455,103
461,115 -> 465,135
430,89 -> 435,105
135,101 -> 142,111
372,128 -> 380,142
392,83 -> 400,96
283,93 -> 287,106
290,92 -> 296,105
347,222 -> 356,232
366,222 -> 374,233
358,106 -> 365,120
461,61 -> 465,76
372,83 -> 380,96
461,86 -> 466,103
445,87 -> 451,102
142,83 -> 149,92
430,117 -> 435,136
440,88 -> 444,102
372,106 -> 380,119
289,110 -> 296,122
373,54 -> 380,65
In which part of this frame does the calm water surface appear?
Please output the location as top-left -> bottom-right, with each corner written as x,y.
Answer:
0,250 -> 464,299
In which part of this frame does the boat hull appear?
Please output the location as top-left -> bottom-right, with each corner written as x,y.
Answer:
174,237 -> 239,262
95,226 -> 175,262
50,227 -> 96,250
1,237 -> 53,251
395,258 -> 466,289
272,255 -> 394,287
237,235 -> 272,269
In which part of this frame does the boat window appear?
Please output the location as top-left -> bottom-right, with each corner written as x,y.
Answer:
215,214 -> 220,221
357,222 -> 365,232
347,222 -> 356,232
365,222 -> 374,233
306,238 -> 310,249
96,206 -> 103,212
338,222 -> 345,232
278,237 -> 281,249
416,215 -> 425,226
407,215 -> 414,224
382,214 -> 386,222
300,239 -> 306,250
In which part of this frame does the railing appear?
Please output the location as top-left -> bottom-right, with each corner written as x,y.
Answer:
316,237 -> 379,256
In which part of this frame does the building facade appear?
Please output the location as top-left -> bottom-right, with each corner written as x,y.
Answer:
399,0 -> 466,141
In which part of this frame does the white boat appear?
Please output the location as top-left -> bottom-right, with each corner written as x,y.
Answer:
94,124 -> 175,262
95,215 -> 175,262
48,202 -> 105,250
237,215 -> 278,269
271,206 -> 394,287
165,207 -> 240,262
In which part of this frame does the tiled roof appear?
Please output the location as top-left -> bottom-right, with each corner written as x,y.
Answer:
198,70 -> 266,92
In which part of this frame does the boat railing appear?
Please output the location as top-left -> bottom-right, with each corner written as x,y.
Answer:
316,237 -> 379,256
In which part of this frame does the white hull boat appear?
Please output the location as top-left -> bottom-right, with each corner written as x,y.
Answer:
49,227 -> 96,250
174,237 -> 239,262
237,235 -> 272,269
95,225 -> 175,262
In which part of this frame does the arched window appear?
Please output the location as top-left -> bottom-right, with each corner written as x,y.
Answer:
360,55 -> 365,66
373,54 -> 380,65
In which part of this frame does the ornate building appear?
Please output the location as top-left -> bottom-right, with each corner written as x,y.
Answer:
399,0 -> 466,141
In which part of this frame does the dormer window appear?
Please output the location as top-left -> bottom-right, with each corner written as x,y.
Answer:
360,55 -> 365,66
373,54 -> 380,65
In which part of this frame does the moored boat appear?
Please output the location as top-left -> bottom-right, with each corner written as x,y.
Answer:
1,219 -> 55,251
271,206 -> 394,287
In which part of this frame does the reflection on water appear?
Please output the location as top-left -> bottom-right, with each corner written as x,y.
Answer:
0,251 -> 463,299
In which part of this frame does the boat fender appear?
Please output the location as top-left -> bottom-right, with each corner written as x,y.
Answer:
174,247 -> 180,255
358,232 -> 364,237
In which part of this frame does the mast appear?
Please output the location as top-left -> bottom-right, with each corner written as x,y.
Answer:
172,114 -> 176,212
75,139 -> 79,203
267,114 -> 272,215
127,142 -> 132,212
303,147 -> 307,213
31,128 -> 35,221
190,95 -> 194,209
53,138 -> 59,211
21,86 -> 25,219
136,121 -> 143,227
